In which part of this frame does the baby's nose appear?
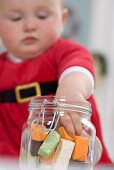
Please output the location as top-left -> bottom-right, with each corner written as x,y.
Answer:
24,18 -> 37,32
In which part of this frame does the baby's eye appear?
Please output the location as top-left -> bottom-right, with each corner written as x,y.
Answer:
37,15 -> 48,20
37,12 -> 49,20
10,16 -> 22,21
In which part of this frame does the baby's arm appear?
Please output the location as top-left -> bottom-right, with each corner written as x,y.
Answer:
56,71 -> 93,136
56,71 -> 103,164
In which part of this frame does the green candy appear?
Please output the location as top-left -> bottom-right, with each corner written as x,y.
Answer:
38,130 -> 60,158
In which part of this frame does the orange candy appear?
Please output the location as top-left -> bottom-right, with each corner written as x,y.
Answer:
58,127 -> 74,141
31,123 -> 48,141
72,136 -> 89,161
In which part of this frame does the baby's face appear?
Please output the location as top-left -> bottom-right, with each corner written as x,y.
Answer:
0,0 -> 67,59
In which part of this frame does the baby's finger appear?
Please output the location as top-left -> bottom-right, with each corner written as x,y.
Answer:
69,112 -> 82,135
59,112 -> 75,135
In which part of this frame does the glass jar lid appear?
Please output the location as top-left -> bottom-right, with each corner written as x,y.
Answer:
29,96 -> 92,117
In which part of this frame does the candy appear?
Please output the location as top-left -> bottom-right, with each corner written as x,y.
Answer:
53,139 -> 75,170
58,126 -> 74,141
72,136 -> 90,161
31,123 -> 48,141
38,130 -> 60,158
30,139 -> 42,156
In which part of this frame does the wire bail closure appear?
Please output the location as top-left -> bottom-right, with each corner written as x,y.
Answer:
36,99 -> 63,134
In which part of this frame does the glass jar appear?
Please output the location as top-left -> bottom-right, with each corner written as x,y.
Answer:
20,96 -> 96,170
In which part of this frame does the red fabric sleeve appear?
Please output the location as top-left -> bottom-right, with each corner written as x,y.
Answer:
54,39 -> 95,81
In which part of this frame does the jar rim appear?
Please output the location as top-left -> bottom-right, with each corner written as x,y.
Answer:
29,96 -> 92,116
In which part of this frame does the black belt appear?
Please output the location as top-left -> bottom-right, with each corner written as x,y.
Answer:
0,81 -> 58,103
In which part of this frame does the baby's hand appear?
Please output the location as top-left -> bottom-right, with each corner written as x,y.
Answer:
59,111 -> 82,136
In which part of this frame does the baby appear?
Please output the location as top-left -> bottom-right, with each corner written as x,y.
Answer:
0,0 -> 112,165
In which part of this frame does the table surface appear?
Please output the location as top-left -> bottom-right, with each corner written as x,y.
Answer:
0,158 -> 113,170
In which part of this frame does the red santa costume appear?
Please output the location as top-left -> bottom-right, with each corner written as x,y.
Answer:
0,38 -> 112,164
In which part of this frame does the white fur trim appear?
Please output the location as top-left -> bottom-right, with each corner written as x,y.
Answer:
59,66 -> 94,95
8,53 -> 24,63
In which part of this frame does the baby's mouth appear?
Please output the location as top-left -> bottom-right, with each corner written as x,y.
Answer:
23,37 -> 38,44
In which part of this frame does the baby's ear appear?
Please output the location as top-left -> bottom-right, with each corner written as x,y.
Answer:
62,8 -> 69,25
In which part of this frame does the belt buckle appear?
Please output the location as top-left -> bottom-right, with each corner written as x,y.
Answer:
15,82 -> 41,103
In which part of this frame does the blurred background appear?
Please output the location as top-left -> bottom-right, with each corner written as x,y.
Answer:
0,0 -> 114,163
